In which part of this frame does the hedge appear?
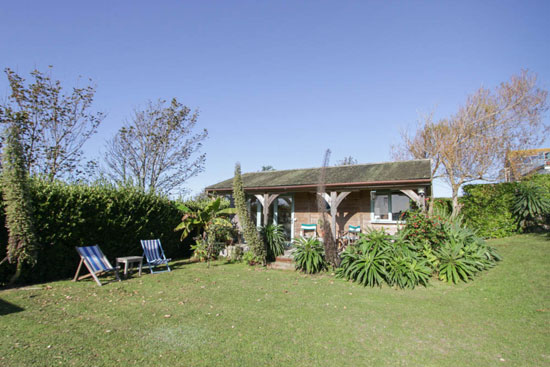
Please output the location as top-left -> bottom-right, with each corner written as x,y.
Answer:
0,180 -> 190,285
460,182 -> 519,238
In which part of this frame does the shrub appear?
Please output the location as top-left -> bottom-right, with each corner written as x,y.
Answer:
460,182 -> 518,238
0,179 -> 186,285
337,229 -> 431,289
336,214 -> 501,287
400,209 -> 447,249
293,237 -> 326,274
512,181 -> 550,231
242,250 -> 262,265
261,224 -> 286,262
336,230 -> 390,287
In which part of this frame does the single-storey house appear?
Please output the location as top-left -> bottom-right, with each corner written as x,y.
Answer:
205,159 -> 432,241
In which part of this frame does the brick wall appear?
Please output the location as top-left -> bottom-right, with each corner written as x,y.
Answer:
292,189 -> 399,237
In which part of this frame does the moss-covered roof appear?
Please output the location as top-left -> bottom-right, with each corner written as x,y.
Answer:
206,159 -> 431,192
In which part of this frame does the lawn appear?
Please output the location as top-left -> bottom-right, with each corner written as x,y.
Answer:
0,234 -> 548,367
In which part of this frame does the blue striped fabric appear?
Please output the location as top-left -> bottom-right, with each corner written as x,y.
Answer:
348,225 -> 361,233
77,246 -> 110,272
140,239 -> 170,264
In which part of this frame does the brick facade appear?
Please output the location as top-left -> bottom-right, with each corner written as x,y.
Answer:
293,189 -> 400,237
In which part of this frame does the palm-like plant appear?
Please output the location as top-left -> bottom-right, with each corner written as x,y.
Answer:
174,197 -> 236,265
293,237 -> 326,274
512,183 -> 550,230
336,229 -> 391,287
260,224 -> 286,261
435,238 -> 479,283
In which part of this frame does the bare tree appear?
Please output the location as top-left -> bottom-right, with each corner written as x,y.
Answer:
393,70 -> 549,216
104,98 -> 208,195
0,67 -> 104,180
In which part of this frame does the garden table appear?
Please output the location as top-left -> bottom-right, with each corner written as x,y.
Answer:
116,256 -> 143,278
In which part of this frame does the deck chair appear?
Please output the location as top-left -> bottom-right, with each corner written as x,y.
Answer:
73,245 -> 120,286
348,225 -> 361,241
140,239 -> 171,274
300,223 -> 317,238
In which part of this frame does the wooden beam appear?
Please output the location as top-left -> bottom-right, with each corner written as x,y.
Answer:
256,193 -> 279,226
400,189 -> 424,210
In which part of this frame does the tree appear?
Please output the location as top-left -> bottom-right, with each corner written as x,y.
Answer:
261,165 -> 275,171
233,163 -> 266,265
0,111 -> 39,284
0,67 -> 104,180
335,156 -> 358,166
104,99 -> 208,195
393,71 -> 549,216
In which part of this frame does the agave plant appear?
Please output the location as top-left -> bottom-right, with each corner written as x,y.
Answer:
435,238 -> 479,283
512,183 -> 550,230
386,239 -> 431,289
336,229 -> 391,287
260,224 -> 286,261
293,237 -> 326,274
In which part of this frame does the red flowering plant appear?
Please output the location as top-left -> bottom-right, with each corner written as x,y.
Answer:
399,210 -> 448,250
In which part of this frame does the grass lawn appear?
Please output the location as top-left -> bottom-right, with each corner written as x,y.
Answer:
0,234 -> 549,367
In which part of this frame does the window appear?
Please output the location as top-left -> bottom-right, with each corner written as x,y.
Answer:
371,191 -> 411,222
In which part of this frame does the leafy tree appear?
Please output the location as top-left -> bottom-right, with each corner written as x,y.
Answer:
233,163 -> 265,265
0,67 -> 104,180
261,165 -> 275,171
335,156 -> 358,166
104,98 -> 207,195
0,111 -> 38,284
393,71 -> 549,216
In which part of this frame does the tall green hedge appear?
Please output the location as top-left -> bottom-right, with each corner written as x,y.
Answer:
0,180 -> 189,285
460,183 -> 518,238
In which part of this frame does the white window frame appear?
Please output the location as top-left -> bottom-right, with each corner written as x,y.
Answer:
370,190 -> 409,224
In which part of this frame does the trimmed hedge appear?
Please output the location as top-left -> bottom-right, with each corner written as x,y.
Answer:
0,180 -> 189,285
460,182 -> 519,239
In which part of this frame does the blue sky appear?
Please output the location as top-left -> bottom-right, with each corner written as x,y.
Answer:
1,1 -> 549,197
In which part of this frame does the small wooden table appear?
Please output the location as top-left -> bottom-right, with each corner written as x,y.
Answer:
116,256 -> 143,278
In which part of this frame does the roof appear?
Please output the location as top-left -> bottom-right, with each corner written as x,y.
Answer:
206,159 -> 432,192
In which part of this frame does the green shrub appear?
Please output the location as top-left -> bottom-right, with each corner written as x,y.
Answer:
261,224 -> 286,262
400,209 -> 447,249
0,179 -> 187,285
242,250 -> 262,265
460,183 -> 518,238
293,237 -> 326,274
512,182 -> 550,231
337,229 -> 431,289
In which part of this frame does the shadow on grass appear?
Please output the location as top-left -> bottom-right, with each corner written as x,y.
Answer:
0,298 -> 24,316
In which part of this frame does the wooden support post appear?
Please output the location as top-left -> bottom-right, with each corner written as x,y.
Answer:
255,193 -> 279,226
328,191 -> 351,238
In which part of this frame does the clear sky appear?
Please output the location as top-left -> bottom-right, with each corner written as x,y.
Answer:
1,0 -> 549,197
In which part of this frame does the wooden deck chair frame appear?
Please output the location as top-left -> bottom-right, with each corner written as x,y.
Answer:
140,239 -> 171,274
73,245 -> 120,286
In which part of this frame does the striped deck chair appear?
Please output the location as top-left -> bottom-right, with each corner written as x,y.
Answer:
140,239 -> 171,274
73,245 -> 120,286
300,223 -> 317,238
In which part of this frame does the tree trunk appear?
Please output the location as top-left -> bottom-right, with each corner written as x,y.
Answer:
451,187 -> 461,218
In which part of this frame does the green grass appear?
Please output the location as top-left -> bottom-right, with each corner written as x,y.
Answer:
0,234 -> 549,366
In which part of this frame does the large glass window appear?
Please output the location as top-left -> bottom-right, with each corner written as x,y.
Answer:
371,191 -> 411,222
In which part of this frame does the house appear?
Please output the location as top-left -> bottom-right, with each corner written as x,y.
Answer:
504,148 -> 550,182
205,159 -> 432,241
